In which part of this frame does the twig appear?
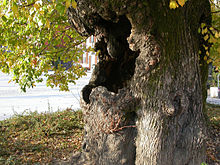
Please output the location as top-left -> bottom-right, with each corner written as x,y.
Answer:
20,2 -> 36,8
98,109 -> 136,134
211,10 -> 220,14
209,0 -> 220,9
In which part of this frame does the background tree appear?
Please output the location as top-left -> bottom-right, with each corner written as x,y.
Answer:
209,0 -> 220,68
0,0 -> 88,91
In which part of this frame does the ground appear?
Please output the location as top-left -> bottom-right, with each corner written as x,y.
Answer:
207,125 -> 220,165
206,104 -> 220,165
0,104 -> 219,164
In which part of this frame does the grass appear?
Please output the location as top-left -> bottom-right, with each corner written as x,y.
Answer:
0,104 -> 219,164
206,103 -> 220,128
0,109 -> 84,164
206,104 -> 220,164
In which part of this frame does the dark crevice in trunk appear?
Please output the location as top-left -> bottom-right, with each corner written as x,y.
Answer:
82,15 -> 139,104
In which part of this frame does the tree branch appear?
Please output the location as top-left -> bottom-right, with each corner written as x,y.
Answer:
19,2 -> 36,8
211,10 -> 220,14
209,0 -> 220,9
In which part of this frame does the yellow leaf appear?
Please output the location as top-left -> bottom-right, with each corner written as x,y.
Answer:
66,0 -> 71,8
207,59 -> 212,64
3,0 -> 6,6
12,3 -> 19,17
33,3 -> 40,10
201,23 -> 206,29
210,35 -> 217,43
72,0 -> 77,9
215,32 -> 219,38
46,19 -> 50,28
204,35 -> 209,41
0,9 -> 2,17
39,10 -> 44,15
202,28 -> 208,34
177,0 -> 186,7
204,56 -> 207,61
206,51 -> 209,56
209,27 -> 214,31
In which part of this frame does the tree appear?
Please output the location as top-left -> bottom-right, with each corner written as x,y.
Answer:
0,0 -> 220,164
0,0 -> 88,91
66,0 -> 215,164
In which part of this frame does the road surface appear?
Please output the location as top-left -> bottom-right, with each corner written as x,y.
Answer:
0,71 -> 219,121
0,72 -> 91,120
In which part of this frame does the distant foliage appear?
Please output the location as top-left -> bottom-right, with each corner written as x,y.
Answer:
209,0 -> 220,68
0,0 -> 219,91
0,0 -> 89,91
198,22 -> 220,65
208,68 -> 219,87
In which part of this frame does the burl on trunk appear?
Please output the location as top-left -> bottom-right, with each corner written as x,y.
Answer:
66,0 -> 211,164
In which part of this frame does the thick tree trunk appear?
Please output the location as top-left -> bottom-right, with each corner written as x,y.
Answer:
66,0 -> 211,164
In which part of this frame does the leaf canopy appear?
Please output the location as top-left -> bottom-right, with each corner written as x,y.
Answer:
0,0 -> 219,91
0,0 -> 88,91
209,0 -> 220,68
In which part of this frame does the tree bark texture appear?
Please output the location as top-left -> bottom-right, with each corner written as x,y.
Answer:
67,0 -> 211,164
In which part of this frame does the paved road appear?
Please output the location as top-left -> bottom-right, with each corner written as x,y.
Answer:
206,97 -> 220,105
1,71 -> 219,120
0,72 -> 91,120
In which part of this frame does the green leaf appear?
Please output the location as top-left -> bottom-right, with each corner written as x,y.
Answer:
27,0 -> 34,3
1,15 -> 7,22
201,23 -> 206,29
3,0 -> 7,6
56,3 -> 65,15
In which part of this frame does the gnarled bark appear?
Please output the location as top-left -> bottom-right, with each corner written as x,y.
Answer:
66,0 -> 211,164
